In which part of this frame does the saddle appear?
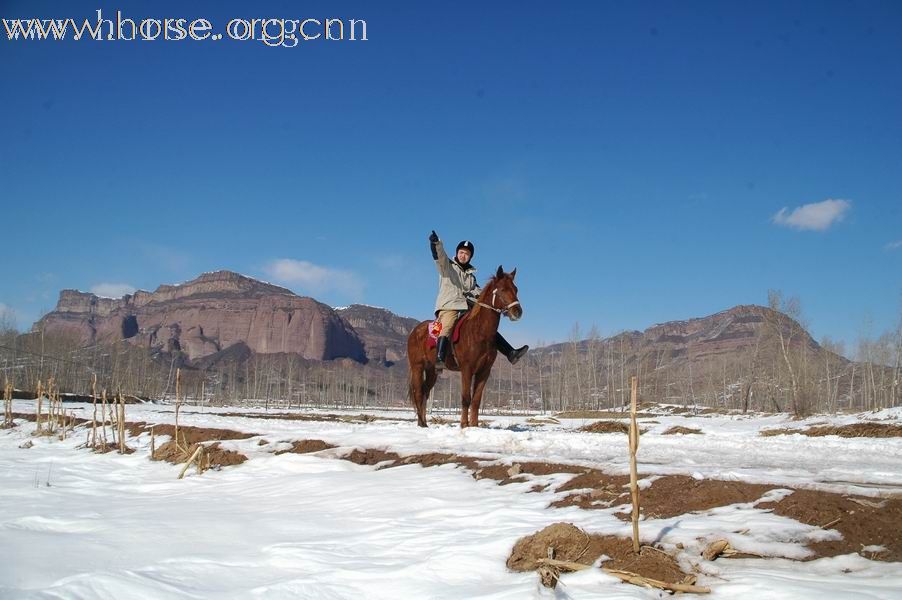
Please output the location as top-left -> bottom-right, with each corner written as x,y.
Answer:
425,312 -> 468,350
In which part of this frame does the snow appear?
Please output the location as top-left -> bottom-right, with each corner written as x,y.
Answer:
2,403 -> 901,599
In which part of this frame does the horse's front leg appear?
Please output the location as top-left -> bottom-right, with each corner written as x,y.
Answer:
469,367 -> 491,428
459,367 -> 474,428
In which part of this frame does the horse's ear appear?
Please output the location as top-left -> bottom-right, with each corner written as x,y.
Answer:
496,265 -> 504,279
510,268 -> 517,280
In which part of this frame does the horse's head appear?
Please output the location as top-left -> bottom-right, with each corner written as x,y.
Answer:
489,265 -> 523,321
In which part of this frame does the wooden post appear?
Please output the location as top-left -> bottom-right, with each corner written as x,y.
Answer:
3,379 -> 11,427
118,391 -> 126,454
101,389 -> 108,452
91,374 -> 97,449
175,368 -> 183,451
628,375 -> 641,553
150,425 -> 155,459
35,380 -> 43,434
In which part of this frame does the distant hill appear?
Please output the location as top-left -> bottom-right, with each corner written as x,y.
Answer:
34,270 -> 367,364
335,304 -> 420,366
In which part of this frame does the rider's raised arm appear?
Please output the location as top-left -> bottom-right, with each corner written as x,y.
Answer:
430,232 -> 451,276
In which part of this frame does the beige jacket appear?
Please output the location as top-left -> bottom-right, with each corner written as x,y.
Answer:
433,239 -> 481,313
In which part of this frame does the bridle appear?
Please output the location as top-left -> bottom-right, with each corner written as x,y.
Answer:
471,286 -> 520,316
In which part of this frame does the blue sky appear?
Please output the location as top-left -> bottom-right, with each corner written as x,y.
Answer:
1,1 -> 900,355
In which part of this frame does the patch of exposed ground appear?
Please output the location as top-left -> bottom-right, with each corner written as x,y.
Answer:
556,410 -> 656,419
136,423 -> 257,445
578,420 -> 632,434
761,423 -> 902,438
275,440 -> 336,455
661,426 -> 703,435
507,523 -> 688,584
623,476 -> 775,520
758,489 -> 902,562
219,412 -> 407,424
153,440 -> 247,467
137,423 -> 256,468
550,470 -> 631,509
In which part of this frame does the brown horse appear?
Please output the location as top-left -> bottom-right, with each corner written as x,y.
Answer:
407,266 -> 523,428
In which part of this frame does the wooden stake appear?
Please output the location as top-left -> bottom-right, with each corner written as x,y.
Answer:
175,368 -> 183,451
178,445 -> 203,479
150,425 -> 155,458
35,380 -> 43,434
91,374 -> 97,449
629,375 -> 641,553
118,391 -> 126,454
101,389 -> 108,452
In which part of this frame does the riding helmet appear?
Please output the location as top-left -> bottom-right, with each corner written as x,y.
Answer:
456,240 -> 475,257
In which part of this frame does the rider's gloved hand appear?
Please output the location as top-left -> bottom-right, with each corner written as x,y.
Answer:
429,230 -> 439,243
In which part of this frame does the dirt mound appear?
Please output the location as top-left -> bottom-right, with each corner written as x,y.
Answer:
761,422 -> 902,438
506,522 -> 604,571
805,423 -> 902,438
341,448 -> 403,466
662,426 -> 703,435
140,423 -> 257,445
275,439 -> 336,455
152,440 -> 247,467
507,523 -> 689,584
219,412 -> 405,424
758,489 -> 902,561
579,420 -> 630,434
557,410 -> 656,419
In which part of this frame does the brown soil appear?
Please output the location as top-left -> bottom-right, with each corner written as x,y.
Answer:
805,423 -> 902,438
275,439 -> 336,455
662,426 -> 703,435
556,410 -> 656,419
579,421 -> 631,434
341,448 -> 404,466
219,411 -> 406,424
761,423 -> 902,438
137,423 -> 257,445
507,523 -> 688,584
551,470 -> 631,509
152,440 -> 247,467
94,442 -> 135,455
624,475 -> 775,520
758,489 -> 902,561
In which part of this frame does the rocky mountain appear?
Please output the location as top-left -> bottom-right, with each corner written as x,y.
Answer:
34,271 -> 367,363
539,304 -> 822,364
335,305 -> 421,366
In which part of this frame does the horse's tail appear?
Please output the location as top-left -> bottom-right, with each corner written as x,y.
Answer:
407,360 -> 420,406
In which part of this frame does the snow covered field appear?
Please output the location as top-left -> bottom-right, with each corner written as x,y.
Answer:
2,402 -> 901,599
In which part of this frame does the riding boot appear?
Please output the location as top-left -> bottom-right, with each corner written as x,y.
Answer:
496,332 -> 529,365
436,336 -> 451,370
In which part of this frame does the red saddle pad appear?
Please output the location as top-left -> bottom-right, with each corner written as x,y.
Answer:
425,315 -> 466,349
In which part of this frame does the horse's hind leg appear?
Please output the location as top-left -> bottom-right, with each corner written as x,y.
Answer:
420,366 -> 438,426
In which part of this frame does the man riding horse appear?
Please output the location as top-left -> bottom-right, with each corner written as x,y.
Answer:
428,230 -> 528,369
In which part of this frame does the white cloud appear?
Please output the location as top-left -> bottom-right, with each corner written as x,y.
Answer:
885,240 -> 902,251
264,259 -> 363,298
90,283 -> 137,298
772,198 -> 851,231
